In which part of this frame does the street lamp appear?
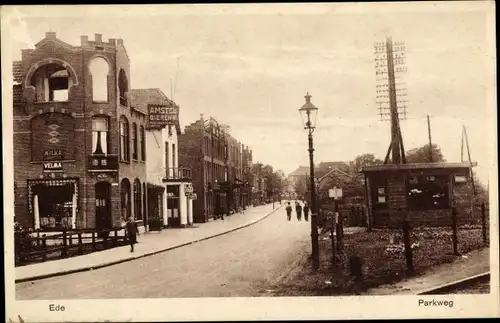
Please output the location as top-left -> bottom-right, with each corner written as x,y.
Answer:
299,92 -> 319,271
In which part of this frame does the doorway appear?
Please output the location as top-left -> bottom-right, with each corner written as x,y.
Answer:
95,181 -> 112,230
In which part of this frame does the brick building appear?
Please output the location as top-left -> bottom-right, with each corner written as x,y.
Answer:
13,32 -> 148,232
178,115 -> 252,223
361,162 -> 477,227
131,88 -> 194,228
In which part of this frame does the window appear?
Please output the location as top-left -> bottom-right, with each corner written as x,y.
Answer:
89,57 -> 109,102
140,126 -> 146,161
91,117 -> 109,155
407,175 -> 449,210
30,63 -> 71,102
120,178 -> 131,220
165,142 -> 170,177
376,187 -> 387,203
118,69 -> 128,107
134,179 -> 142,221
132,123 -> 138,160
172,144 -> 176,169
119,117 -> 129,162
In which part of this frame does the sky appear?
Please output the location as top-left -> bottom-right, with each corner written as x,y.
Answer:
3,2 -> 496,185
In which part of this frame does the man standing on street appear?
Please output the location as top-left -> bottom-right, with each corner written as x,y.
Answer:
125,216 -> 139,253
295,201 -> 302,221
303,202 -> 310,222
285,202 -> 292,221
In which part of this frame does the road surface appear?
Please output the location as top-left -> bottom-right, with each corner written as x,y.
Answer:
16,208 -> 311,299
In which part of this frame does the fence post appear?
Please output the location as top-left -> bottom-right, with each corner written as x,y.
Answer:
114,229 -> 118,247
481,203 -> 488,246
451,207 -> 460,256
330,213 -> 336,265
402,220 -> 414,276
103,230 -> 108,249
42,235 -> 47,262
36,230 -> 41,247
78,232 -> 83,255
62,229 -> 68,258
92,231 -> 96,251
339,215 -> 345,251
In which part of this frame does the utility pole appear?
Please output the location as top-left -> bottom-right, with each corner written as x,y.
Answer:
375,37 -> 408,165
427,115 -> 433,162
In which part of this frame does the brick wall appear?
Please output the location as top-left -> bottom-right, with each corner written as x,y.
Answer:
179,128 -> 205,223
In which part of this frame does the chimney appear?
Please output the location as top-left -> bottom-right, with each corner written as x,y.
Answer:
109,38 -> 116,46
45,31 -> 56,39
80,35 -> 88,46
94,33 -> 102,44
117,38 -> 124,45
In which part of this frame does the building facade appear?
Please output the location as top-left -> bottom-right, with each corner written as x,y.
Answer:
13,32 -> 148,231
131,88 -> 194,228
178,115 -> 252,223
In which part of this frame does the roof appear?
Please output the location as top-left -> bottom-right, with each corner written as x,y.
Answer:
288,166 -> 309,177
13,61 -> 22,83
130,88 -> 172,107
361,162 -> 477,173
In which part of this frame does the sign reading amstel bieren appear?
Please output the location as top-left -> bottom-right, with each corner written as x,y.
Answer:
148,104 -> 178,129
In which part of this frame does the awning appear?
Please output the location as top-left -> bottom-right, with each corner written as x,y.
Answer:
147,183 -> 165,192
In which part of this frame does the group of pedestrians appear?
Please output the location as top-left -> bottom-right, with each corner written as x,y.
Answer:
285,201 -> 309,222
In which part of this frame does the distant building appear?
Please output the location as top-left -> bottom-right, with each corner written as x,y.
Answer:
13,32 -> 148,232
130,88 -> 194,228
179,116 -> 252,223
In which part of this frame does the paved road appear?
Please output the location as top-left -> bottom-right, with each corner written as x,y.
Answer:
16,207 -> 311,299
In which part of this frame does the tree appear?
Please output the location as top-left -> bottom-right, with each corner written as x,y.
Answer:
405,144 -> 445,163
352,153 -> 384,173
293,175 -> 308,200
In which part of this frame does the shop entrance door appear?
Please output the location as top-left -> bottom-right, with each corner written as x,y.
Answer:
95,182 -> 112,231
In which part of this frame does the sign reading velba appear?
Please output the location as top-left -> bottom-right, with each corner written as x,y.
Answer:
148,105 -> 178,129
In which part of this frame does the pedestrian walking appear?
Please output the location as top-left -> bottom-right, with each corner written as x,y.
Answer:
125,216 -> 139,252
285,202 -> 293,221
303,202 -> 310,222
295,202 -> 302,221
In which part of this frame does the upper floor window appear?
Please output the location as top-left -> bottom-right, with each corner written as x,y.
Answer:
118,69 -> 129,107
89,57 -> 109,102
30,63 -> 71,102
172,143 -> 176,169
132,123 -> 138,160
140,126 -> 146,161
91,116 -> 109,155
119,116 -> 130,162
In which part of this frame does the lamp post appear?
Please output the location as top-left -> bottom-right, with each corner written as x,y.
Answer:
299,92 -> 319,271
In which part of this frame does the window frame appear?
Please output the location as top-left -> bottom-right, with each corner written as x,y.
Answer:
91,116 -> 109,155
407,174 -> 450,210
132,123 -> 138,161
119,116 -> 130,162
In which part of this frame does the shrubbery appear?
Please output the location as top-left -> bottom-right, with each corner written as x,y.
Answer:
14,222 -> 35,264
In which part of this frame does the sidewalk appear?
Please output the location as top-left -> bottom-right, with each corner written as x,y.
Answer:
16,203 -> 283,283
364,248 -> 491,295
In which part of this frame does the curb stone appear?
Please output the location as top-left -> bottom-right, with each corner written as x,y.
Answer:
16,205 -> 283,283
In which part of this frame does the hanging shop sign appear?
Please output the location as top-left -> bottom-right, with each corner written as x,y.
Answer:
148,104 -> 179,129
43,161 -> 63,172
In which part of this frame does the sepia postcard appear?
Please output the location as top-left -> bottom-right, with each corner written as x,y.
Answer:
2,2 -> 499,322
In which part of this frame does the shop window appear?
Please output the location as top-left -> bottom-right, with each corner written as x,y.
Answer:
132,123 -> 138,160
119,116 -> 130,162
133,179 -> 142,221
118,69 -> 129,107
407,175 -> 449,210
91,116 -> 109,155
140,126 -> 146,161
30,63 -> 71,102
89,57 -> 109,102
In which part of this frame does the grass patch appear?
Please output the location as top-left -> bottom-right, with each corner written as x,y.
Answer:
272,225 -> 487,296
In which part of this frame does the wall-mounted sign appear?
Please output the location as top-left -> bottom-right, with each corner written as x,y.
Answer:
44,149 -> 64,160
148,105 -> 178,129
87,155 -> 119,172
43,161 -> 63,172
184,183 -> 194,193
187,193 -> 197,200
328,187 -> 343,200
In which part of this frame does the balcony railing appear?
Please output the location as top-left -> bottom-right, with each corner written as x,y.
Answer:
163,167 -> 192,182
